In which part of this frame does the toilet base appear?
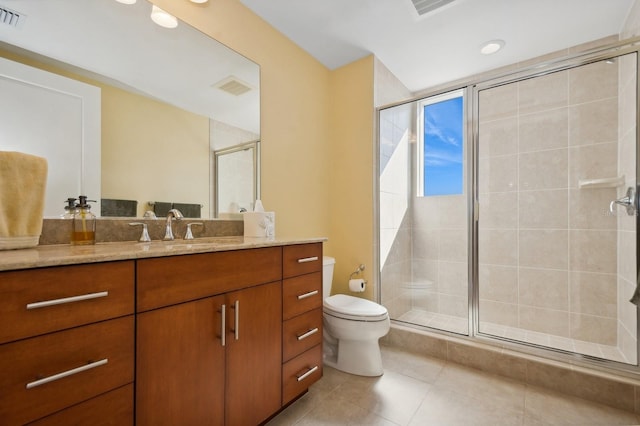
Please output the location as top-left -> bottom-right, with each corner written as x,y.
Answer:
323,338 -> 384,377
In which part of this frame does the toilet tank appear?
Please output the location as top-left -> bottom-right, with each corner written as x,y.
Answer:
322,256 -> 336,297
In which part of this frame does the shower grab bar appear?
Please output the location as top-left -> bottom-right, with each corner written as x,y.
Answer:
579,176 -> 625,188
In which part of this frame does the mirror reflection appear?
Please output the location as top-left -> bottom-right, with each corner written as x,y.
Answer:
0,0 -> 260,218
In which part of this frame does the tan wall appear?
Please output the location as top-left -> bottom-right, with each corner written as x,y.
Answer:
151,0 -> 334,241
328,56 -> 375,297
152,0 -> 379,299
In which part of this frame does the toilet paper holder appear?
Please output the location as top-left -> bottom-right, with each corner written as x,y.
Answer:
349,264 -> 365,280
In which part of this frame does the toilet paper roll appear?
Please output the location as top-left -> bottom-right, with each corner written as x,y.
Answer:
349,278 -> 366,293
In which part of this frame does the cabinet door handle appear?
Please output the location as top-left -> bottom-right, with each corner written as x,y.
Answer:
297,290 -> 318,300
297,327 -> 319,341
297,256 -> 318,264
296,365 -> 318,382
26,291 -> 109,310
230,300 -> 239,340
26,358 -> 108,389
220,304 -> 226,347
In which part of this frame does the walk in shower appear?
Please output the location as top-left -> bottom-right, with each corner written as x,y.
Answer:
378,40 -> 639,368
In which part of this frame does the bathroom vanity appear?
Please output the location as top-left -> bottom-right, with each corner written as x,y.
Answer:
0,238 -> 324,425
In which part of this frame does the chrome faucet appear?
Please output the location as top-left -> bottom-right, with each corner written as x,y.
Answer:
163,209 -> 184,241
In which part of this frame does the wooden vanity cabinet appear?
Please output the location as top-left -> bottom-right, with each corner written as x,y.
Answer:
281,243 -> 323,405
0,261 -> 135,425
135,247 -> 283,426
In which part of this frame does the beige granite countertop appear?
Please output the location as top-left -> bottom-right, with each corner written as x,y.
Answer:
0,236 -> 327,271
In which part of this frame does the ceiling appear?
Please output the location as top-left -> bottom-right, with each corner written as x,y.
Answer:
240,0 -> 635,93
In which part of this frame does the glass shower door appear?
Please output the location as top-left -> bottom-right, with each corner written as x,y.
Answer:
476,53 -> 638,364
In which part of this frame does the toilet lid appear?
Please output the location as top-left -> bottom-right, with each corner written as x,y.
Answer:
323,294 -> 388,321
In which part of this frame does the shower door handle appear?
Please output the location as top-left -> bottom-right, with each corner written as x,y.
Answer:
609,187 -> 637,216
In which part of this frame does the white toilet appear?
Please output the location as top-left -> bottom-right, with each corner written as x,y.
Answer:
322,256 -> 390,376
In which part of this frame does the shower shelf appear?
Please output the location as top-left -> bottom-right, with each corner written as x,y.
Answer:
578,176 -> 625,189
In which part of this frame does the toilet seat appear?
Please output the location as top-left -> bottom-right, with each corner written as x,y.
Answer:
323,294 -> 388,322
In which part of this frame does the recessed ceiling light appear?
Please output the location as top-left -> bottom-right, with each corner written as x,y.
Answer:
151,5 -> 178,29
480,39 -> 505,55
190,0 -> 209,3
115,0 -> 137,4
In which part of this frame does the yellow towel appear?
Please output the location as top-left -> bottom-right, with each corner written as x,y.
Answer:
0,151 -> 48,250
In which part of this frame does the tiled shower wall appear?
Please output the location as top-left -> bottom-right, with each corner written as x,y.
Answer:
477,61 -> 621,345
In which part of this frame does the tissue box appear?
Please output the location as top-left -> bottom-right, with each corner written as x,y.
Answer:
243,212 -> 275,238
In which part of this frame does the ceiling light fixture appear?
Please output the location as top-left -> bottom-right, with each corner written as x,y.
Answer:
151,5 -> 178,29
480,39 -> 505,55
115,0 -> 137,4
190,0 -> 209,3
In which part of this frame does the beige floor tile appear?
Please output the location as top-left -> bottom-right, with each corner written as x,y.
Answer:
380,345 -> 446,383
523,385 -> 640,425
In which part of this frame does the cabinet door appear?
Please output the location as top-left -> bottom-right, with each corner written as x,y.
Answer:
136,296 -> 225,426
226,281 -> 282,425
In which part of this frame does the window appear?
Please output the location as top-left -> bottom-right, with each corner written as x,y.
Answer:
417,90 -> 464,196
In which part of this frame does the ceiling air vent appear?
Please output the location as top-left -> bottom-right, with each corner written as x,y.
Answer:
0,5 -> 24,28
410,0 -> 456,16
214,76 -> 252,96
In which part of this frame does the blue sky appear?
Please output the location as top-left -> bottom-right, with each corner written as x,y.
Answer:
423,96 -> 463,196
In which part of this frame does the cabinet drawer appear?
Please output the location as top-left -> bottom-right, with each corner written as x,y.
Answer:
283,272 -> 322,320
283,243 -> 322,278
27,384 -> 133,426
282,345 -> 323,405
283,308 -> 323,362
137,247 -> 282,311
0,316 -> 134,425
0,261 -> 134,344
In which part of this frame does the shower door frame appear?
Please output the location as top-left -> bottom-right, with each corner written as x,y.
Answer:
470,41 -> 640,373
376,35 -> 640,375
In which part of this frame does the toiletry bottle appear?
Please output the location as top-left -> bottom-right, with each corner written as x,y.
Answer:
60,198 -> 77,219
71,195 -> 96,245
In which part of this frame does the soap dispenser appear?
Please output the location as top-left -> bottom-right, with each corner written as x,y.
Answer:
60,198 -> 77,219
71,195 -> 96,245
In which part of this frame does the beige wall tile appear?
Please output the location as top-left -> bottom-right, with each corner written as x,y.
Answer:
519,230 -> 568,270
479,299 -> 518,327
518,71 -> 568,115
519,305 -> 570,337
483,154 -> 519,193
478,192 -> 518,229
568,188 -> 617,230
445,342 -> 527,382
569,98 -> 618,146
438,195 -> 467,229
618,230 -> 638,283
478,117 -> 518,158
569,60 -> 618,104
569,230 -> 616,273
519,267 -> 569,311
412,228 -> 439,260
569,271 -> 617,318
439,229 -> 467,262
479,83 -> 518,122
519,108 -> 569,152
568,143 -> 618,189
519,189 -> 568,229
479,229 -> 518,266
438,294 -> 467,318
479,264 -> 518,303
438,261 -> 468,296
412,196 -> 439,229
412,259 -> 438,288
519,149 -> 568,191
570,313 -> 616,345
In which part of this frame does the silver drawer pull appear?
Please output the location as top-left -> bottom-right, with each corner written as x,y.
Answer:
297,256 -> 318,264
297,290 -> 318,300
296,365 -> 319,382
26,291 -> 109,310
26,358 -> 108,389
297,327 -> 319,341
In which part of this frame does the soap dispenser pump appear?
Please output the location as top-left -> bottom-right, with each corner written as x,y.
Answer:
71,195 -> 96,245
60,197 -> 77,219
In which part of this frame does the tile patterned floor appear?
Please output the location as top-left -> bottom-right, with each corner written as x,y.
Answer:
396,310 -> 630,364
266,345 -> 640,426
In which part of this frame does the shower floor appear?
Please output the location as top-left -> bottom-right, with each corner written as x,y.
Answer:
396,309 -> 629,364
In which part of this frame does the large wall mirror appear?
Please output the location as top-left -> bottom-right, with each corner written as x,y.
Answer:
0,0 -> 260,219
